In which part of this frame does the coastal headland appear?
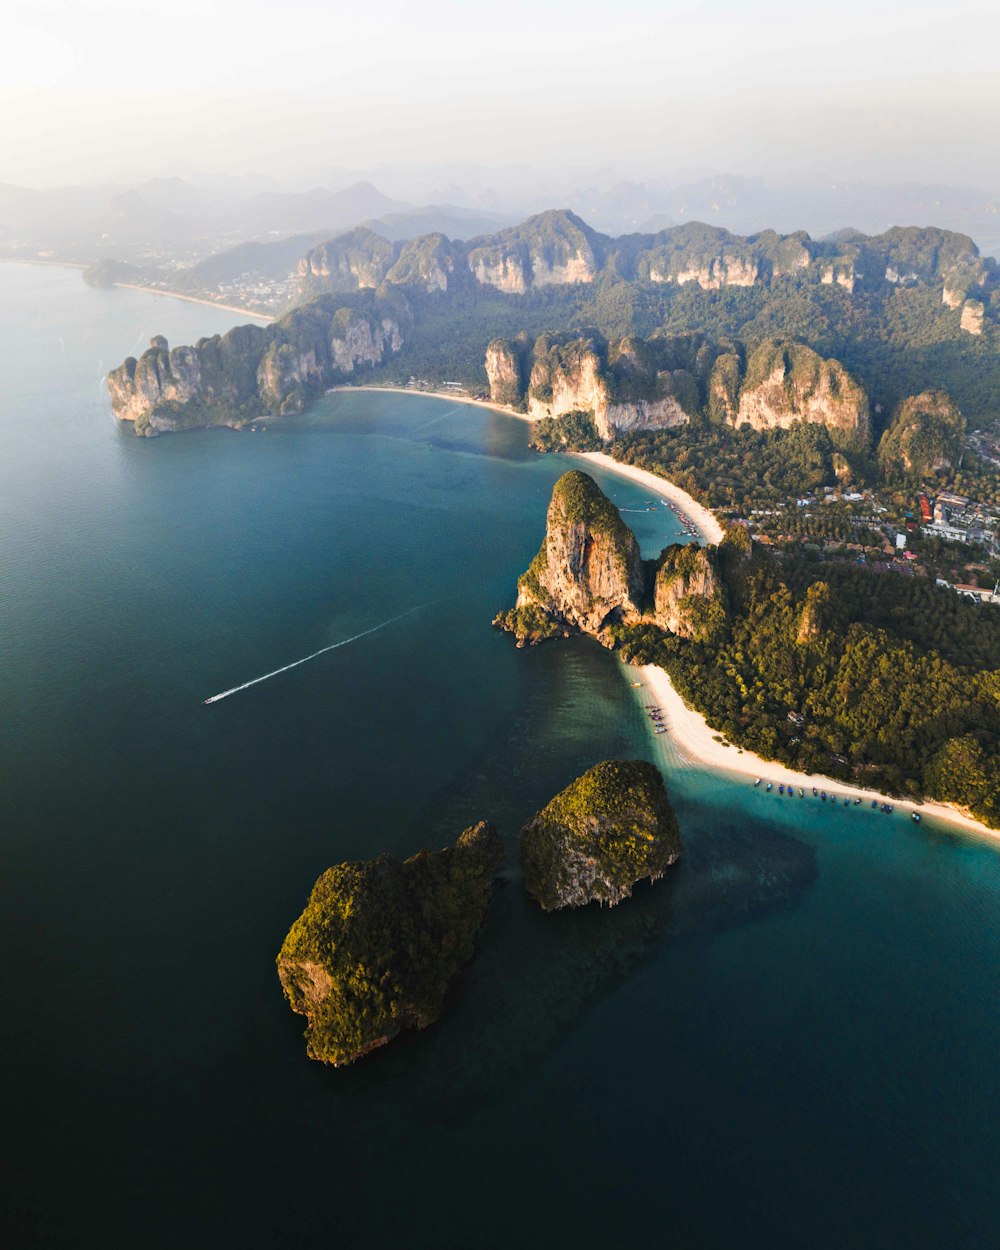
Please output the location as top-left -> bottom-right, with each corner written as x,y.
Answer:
334,386 -> 997,844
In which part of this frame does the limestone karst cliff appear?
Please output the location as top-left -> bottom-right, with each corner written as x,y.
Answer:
485,332 -> 699,438
500,470 -> 645,641
466,210 -> 599,293
877,390 -> 966,478
107,294 -> 409,434
653,544 -> 725,642
297,227 -> 396,294
731,340 -> 869,441
519,760 -> 682,911
495,471 -> 728,646
277,821 -> 504,1067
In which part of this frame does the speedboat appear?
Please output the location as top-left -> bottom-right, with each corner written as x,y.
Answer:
766,783 -> 772,792
871,801 -> 879,809
779,784 -> 784,794
911,812 -> 921,823
754,778 -> 761,787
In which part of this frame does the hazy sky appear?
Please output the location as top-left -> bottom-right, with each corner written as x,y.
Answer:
3,0 -> 999,187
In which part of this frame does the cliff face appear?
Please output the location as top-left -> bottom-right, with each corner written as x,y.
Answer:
878,390 -> 966,478
466,210 -> 599,294
385,233 -> 459,293
500,471 -> 645,641
298,227 -> 396,294
486,332 -> 697,437
654,544 -> 724,641
484,338 -> 526,408
796,582 -> 830,644
526,337 -> 609,422
496,473 -> 742,647
733,339 -> 869,439
277,821 -> 504,1067
519,760 -> 682,911
108,296 -> 408,434
961,299 -> 985,335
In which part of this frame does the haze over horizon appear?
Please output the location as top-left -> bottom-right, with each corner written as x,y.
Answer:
4,0 -> 1000,193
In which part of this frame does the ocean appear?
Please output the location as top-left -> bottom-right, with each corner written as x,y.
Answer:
1,262 -> 998,1248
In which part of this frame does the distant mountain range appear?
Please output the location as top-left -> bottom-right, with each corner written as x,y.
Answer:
2,170 -> 999,269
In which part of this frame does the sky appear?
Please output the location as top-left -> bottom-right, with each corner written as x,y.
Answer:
3,0 -> 999,189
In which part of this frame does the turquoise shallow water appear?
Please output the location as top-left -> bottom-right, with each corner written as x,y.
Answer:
1,263 -> 999,1248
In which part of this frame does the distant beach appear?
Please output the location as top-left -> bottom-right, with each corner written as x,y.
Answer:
112,283 -> 273,322
325,383 -> 522,419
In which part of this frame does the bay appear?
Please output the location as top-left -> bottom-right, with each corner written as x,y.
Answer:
1,263 -> 998,1248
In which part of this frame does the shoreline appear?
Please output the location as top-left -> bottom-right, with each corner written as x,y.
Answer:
325,383 -> 528,420
574,451 -> 725,544
112,283 -> 273,322
636,662 -> 1000,845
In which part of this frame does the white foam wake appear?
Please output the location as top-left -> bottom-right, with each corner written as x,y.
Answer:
202,602 -> 433,704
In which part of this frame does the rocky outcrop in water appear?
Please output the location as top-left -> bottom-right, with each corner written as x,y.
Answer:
495,471 -> 645,643
519,760 -> 681,911
276,821 -> 504,1067
877,390 -> 966,478
496,471 -> 734,646
107,294 -> 409,434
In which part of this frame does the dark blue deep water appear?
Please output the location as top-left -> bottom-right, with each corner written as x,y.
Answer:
1,264 -> 999,1248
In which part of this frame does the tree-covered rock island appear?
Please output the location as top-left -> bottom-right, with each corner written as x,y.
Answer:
277,821 -> 504,1066
520,760 -> 682,911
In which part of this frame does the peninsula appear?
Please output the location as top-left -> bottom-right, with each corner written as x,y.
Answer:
497,471 -> 1000,836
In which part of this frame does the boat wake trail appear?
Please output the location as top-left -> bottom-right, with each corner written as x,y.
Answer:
202,601 -> 435,704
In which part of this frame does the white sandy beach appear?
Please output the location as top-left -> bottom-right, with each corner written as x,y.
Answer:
325,383 -> 526,420
636,663 -> 999,844
114,283 -> 274,322
575,451 -> 726,544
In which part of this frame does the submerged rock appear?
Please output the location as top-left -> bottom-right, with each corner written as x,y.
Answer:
277,821 -> 504,1067
520,759 -> 682,911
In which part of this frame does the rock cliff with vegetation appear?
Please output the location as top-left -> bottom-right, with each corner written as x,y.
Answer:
494,471 -> 645,643
106,211 -> 1000,436
654,543 -> 726,642
107,292 -> 409,434
877,390 -> 966,479
519,760 -> 682,911
496,472 -> 730,646
730,339 -> 869,441
485,331 -> 699,438
277,821 -> 504,1067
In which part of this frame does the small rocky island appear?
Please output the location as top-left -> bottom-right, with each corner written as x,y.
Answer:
520,759 -> 682,910
277,821 -> 504,1066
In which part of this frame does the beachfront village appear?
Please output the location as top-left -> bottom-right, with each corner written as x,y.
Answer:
745,482 -> 1000,602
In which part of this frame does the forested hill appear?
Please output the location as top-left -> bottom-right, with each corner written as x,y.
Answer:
108,210 -> 1000,435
